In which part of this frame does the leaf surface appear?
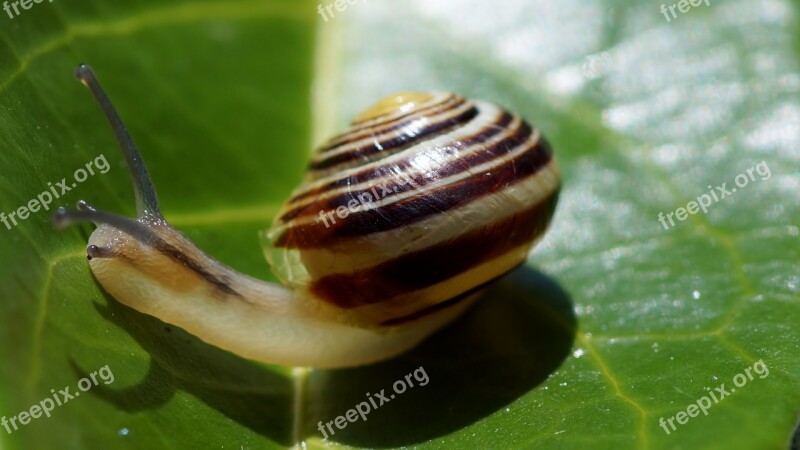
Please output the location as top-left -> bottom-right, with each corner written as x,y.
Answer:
0,0 -> 798,449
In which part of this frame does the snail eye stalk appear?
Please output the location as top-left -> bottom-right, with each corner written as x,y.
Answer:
54,200 -> 161,247
74,64 -> 162,219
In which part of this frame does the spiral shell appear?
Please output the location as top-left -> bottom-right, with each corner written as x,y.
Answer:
263,92 -> 560,326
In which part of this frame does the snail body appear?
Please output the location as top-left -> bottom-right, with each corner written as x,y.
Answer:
56,66 -> 560,368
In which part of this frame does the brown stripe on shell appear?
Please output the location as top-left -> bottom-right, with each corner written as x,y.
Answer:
319,94 -> 463,152
378,267 -> 517,327
349,93 -> 449,126
377,287 -> 477,327
326,93 -> 456,143
309,190 -> 559,309
273,134 -> 554,249
277,112 -> 524,224
308,104 -> 479,173
286,111 -> 515,205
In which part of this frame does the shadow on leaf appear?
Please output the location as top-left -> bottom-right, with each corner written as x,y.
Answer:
304,265 -> 576,447
70,265 -> 574,448
72,296 -> 295,446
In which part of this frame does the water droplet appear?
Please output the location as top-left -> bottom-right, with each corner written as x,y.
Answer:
651,342 -> 659,352
711,375 -> 718,381
505,407 -> 510,412
692,290 -> 701,300
559,382 -> 568,387
582,52 -> 613,80
118,428 -> 129,437
573,348 -> 585,358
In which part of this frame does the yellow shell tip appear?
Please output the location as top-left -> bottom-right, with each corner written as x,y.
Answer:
354,92 -> 434,123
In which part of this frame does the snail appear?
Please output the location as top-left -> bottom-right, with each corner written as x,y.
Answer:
55,65 -> 561,369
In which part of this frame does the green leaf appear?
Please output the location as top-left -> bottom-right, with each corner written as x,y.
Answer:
1,0 -> 798,449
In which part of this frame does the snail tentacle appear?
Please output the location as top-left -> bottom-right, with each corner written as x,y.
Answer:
86,245 -> 115,260
54,201 -> 162,246
74,64 -> 162,219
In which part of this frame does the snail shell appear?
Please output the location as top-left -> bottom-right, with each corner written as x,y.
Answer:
56,66 -> 560,368
265,92 -> 560,327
